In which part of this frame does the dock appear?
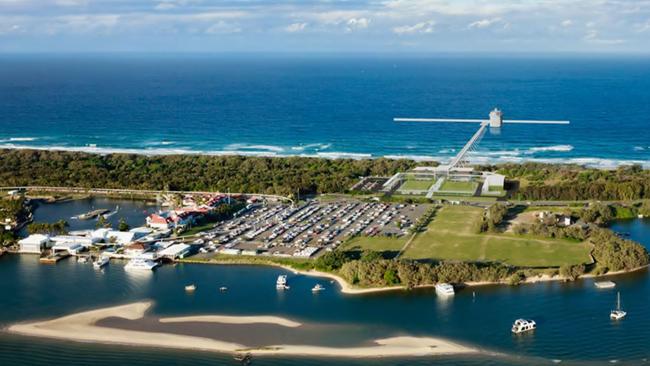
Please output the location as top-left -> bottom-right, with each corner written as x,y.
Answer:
39,252 -> 70,264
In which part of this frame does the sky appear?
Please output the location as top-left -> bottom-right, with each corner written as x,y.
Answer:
1,0 -> 650,53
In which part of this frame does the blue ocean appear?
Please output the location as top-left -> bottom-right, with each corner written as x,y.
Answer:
1,54 -> 649,167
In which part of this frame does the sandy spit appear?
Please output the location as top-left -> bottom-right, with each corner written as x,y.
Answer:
6,302 -> 476,358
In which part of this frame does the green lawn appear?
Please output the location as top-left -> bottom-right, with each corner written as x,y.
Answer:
399,179 -> 434,191
341,236 -> 407,254
402,205 -> 593,267
438,180 -> 478,193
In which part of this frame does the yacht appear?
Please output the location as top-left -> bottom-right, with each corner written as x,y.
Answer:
435,283 -> 455,296
185,284 -> 196,292
92,256 -> 109,269
312,284 -> 325,293
610,292 -> 626,320
512,319 -> 536,334
276,275 -> 289,290
124,257 -> 159,271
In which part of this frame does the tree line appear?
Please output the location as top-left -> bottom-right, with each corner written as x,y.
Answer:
484,163 -> 650,201
0,149 -> 420,197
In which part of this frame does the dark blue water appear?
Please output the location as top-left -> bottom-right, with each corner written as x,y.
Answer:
24,197 -> 154,234
1,215 -> 649,365
1,55 -> 650,167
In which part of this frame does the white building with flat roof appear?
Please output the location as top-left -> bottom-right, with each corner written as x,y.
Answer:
18,234 -> 51,254
158,243 -> 191,260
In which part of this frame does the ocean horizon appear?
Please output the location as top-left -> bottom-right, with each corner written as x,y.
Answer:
2,54 -> 649,168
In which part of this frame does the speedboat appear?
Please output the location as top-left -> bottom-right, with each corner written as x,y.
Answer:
93,256 -> 109,269
312,284 -> 325,293
435,283 -> 455,296
185,284 -> 196,292
610,292 -> 626,320
512,319 -> 536,334
124,257 -> 159,271
276,275 -> 289,290
219,286 -> 228,292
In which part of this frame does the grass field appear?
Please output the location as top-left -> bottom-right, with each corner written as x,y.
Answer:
438,180 -> 478,193
399,179 -> 434,191
341,236 -> 408,256
401,205 -> 593,267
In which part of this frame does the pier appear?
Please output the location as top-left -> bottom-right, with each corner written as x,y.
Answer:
39,252 -> 70,264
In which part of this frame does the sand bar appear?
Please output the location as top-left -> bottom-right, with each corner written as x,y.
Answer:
7,301 -> 476,358
160,315 -> 302,328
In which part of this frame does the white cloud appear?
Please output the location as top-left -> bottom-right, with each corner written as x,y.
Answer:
393,20 -> 435,35
205,20 -> 241,34
346,17 -> 370,31
468,17 -> 503,29
583,29 -> 625,45
285,22 -> 307,33
561,19 -> 573,27
636,19 -> 650,32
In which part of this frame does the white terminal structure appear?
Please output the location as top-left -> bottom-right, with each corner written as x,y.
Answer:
384,108 -> 570,197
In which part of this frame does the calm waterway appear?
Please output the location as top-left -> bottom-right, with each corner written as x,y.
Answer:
1,200 -> 649,366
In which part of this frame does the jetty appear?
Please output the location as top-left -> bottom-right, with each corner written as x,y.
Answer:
74,209 -> 109,220
39,252 -> 70,264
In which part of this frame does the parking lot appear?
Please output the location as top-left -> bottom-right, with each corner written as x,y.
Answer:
199,199 -> 429,258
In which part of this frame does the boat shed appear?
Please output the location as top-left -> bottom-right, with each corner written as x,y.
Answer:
158,243 -> 191,260
18,234 -> 51,254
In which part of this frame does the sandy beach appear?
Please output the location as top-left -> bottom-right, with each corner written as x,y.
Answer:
7,301 -> 477,358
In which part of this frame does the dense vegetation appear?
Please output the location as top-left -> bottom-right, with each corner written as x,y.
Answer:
27,220 -> 69,236
0,197 -> 30,245
487,163 -> 650,201
0,149 -> 422,196
476,203 -> 507,233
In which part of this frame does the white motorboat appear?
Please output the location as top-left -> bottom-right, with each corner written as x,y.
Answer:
610,292 -> 626,320
77,256 -> 89,264
595,281 -> 616,289
312,284 -> 325,293
185,284 -> 196,292
124,257 -> 159,271
219,286 -> 228,292
511,319 -> 536,334
93,256 -> 109,269
276,275 -> 289,290
435,283 -> 455,296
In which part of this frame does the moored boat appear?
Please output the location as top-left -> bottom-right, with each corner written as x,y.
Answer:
435,283 -> 455,296
276,275 -> 289,290
610,292 -> 626,320
312,284 -> 325,293
595,281 -> 616,289
124,257 -> 159,271
512,319 -> 536,334
93,256 -> 109,269
185,284 -> 196,292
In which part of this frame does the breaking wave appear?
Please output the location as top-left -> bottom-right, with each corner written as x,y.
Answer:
0,143 -> 648,167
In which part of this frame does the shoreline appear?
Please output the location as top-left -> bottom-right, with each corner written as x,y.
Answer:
182,258 -> 650,295
2,146 -> 650,169
6,301 -> 478,358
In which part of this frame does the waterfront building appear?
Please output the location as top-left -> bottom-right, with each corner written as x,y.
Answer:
18,234 -> 52,254
124,242 -> 151,257
158,243 -> 191,260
